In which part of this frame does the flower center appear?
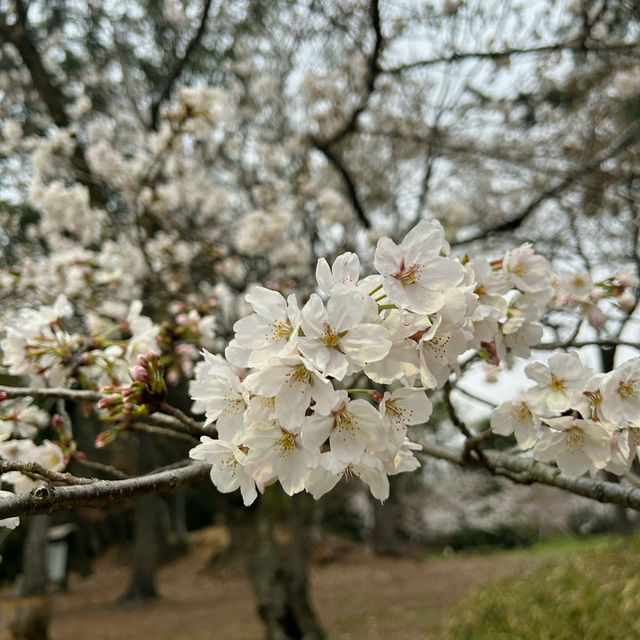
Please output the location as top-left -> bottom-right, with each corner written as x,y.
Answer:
566,426 -> 584,451
268,320 -> 292,341
513,402 -> 531,423
275,432 -> 297,455
287,364 -> 311,386
618,380 -> 636,399
321,326 -> 345,349
393,261 -> 422,285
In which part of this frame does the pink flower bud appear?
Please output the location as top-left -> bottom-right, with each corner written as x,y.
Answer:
97,396 -> 117,410
95,430 -> 117,448
129,365 -> 150,382
619,291 -> 636,313
137,353 -> 150,368
0,391 -> 7,403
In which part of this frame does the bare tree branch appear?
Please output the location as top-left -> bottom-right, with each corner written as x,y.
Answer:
0,385 -> 102,402
70,456 -> 129,480
534,338 -> 640,351
128,421 -> 197,444
420,441 -> 640,511
149,0 -> 214,131
310,0 -> 383,229
453,118 -> 640,246
0,458 -> 94,485
384,40 -> 640,75
0,461 -> 211,519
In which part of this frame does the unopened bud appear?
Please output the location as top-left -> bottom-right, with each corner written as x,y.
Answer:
97,396 -> 118,410
0,391 -> 7,403
619,291 -> 636,313
137,353 -> 150,368
129,365 -> 150,382
52,414 -> 65,432
95,429 -> 118,448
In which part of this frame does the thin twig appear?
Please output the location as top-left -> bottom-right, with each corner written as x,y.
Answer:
70,455 -> 129,480
0,458 -> 94,485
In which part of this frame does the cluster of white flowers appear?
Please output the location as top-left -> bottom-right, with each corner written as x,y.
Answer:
0,296 -> 159,388
0,438 -> 65,494
550,264 -> 638,330
188,221 -> 557,504
492,352 -> 640,476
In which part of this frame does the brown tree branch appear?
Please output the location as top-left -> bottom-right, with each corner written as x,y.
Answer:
420,441 -> 640,511
0,385 -> 102,402
0,458 -> 94,485
149,0 -> 214,130
0,462 -> 211,519
70,455 -> 129,480
384,40 -> 640,74
452,119 -> 640,246
310,0 -> 382,229
128,421 -> 197,444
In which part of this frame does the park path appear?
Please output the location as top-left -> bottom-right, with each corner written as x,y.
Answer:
48,530 -> 548,640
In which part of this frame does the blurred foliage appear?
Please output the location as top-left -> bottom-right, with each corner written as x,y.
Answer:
448,536 -> 640,640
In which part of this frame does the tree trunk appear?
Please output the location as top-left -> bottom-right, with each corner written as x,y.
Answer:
121,494 -> 161,603
234,490 -> 325,640
371,475 -> 409,556
5,515 -> 51,640
20,515 -> 50,597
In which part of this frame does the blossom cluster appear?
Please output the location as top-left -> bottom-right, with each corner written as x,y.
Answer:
492,352 -> 640,477
550,265 -> 639,331
188,221 -> 556,504
0,296 -> 159,388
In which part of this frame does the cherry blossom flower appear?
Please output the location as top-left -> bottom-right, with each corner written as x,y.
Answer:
534,416 -> 611,477
301,391 -> 383,464
524,352 -> 591,413
601,357 -> 640,425
305,451 -> 389,501
189,437 -> 257,506
315,252 -> 360,295
490,394 -> 540,449
230,286 -> 301,368
245,426 -> 319,496
189,350 -> 248,439
503,243 -> 550,293
243,355 -> 334,429
373,220 -> 464,314
298,292 -> 391,379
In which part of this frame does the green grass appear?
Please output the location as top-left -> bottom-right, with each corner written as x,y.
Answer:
446,535 -> 640,640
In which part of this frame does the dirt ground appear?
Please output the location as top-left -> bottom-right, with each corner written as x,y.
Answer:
28,529 -> 548,640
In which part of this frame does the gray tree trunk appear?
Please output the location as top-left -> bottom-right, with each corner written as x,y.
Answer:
233,491 -> 325,640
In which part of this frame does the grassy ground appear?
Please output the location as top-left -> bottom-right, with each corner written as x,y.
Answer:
446,535 -> 640,640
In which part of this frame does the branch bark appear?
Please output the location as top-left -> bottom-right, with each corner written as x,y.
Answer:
420,441 -> 640,511
384,40 -> 640,74
0,461 -> 210,519
310,0 -> 382,229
